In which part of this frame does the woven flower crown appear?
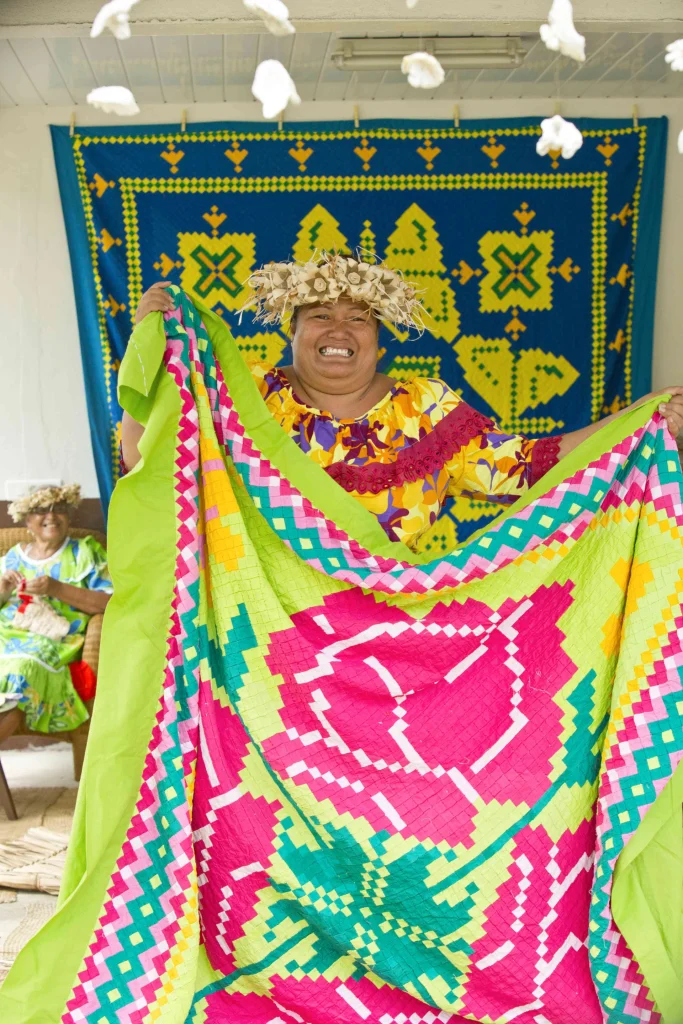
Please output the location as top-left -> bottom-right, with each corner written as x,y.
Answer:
241,251 -> 425,330
8,484 -> 82,524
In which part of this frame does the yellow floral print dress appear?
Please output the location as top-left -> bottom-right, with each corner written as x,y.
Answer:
251,366 -> 563,551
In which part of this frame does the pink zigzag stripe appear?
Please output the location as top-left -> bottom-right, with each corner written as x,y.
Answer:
592,443 -> 683,1021
62,328 -> 202,1022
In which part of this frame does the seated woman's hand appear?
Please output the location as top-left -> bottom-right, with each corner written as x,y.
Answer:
0,569 -> 22,598
135,281 -> 175,324
23,576 -> 55,597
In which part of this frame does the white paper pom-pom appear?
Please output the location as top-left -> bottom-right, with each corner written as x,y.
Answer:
539,0 -> 586,63
665,39 -> 683,72
252,60 -> 301,119
87,85 -> 140,116
536,114 -> 583,159
90,0 -> 139,41
243,0 -> 295,36
401,52 -> 446,89
678,128 -> 683,154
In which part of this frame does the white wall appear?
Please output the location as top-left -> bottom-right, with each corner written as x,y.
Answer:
1,96 -> 682,499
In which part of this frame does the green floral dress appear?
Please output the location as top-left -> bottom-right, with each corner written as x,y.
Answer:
0,536 -> 113,733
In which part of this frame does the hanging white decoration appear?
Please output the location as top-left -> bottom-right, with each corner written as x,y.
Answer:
87,85 -> 140,116
90,0 -> 139,40
536,114 -> 583,159
665,39 -> 683,72
252,60 -> 301,119
401,52 -> 446,89
540,0 -> 586,63
243,0 -> 295,37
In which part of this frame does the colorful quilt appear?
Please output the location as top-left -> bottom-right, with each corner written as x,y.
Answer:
2,290 -> 682,1024
50,116 -> 667,549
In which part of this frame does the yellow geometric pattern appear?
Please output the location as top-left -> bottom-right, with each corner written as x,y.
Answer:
292,204 -> 349,262
178,230 -> 256,313
455,334 -> 579,433
478,230 -> 554,313
385,203 -> 460,343
414,513 -> 459,556
199,431 -> 244,575
234,331 -> 289,369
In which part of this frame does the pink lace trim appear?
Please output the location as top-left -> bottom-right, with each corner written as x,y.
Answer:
325,403 -> 494,495
529,435 -> 563,486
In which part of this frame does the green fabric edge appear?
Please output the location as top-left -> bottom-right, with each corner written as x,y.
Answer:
612,762 -> 683,1023
0,345 -> 183,1022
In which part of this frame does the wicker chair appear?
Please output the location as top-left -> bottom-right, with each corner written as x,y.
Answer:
0,528 -> 106,791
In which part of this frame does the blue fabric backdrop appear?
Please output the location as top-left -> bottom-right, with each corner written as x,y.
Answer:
51,117 -> 667,546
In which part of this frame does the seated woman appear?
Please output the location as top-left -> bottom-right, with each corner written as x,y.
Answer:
122,253 -> 683,549
0,485 -> 112,736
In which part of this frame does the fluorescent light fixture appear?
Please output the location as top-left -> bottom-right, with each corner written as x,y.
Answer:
331,36 -> 527,72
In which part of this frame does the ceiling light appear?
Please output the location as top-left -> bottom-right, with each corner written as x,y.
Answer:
331,37 -> 527,72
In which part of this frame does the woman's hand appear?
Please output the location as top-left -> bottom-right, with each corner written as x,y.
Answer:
0,569 -> 22,597
654,388 -> 683,440
559,386 -> 683,460
23,576 -> 55,597
134,281 -> 175,324
626,387 -> 683,438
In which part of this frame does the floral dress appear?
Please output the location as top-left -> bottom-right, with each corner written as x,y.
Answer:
251,366 -> 563,551
0,536 -> 113,733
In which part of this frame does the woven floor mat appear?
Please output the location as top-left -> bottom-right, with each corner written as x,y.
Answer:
0,828 -> 70,896
0,899 -> 56,983
0,787 -> 76,843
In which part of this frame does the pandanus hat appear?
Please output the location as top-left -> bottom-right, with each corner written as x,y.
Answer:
8,484 -> 82,524
241,251 -> 425,331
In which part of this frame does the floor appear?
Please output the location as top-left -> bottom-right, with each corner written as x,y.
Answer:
0,744 -> 77,978
0,743 -> 78,792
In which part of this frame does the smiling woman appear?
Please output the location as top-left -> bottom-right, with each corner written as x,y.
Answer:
284,298 -> 389,417
122,251 -> 683,551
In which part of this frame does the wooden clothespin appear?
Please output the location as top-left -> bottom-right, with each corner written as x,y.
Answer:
453,104 -> 460,128
181,109 -> 187,133
353,104 -> 360,129
632,104 -> 639,128
554,100 -> 562,115
278,113 -> 284,131
69,111 -> 76,138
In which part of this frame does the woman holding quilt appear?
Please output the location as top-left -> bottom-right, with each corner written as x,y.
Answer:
122,252 -> 683,543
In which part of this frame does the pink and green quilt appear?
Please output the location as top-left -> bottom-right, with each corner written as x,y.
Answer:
2,289 -> 682,1024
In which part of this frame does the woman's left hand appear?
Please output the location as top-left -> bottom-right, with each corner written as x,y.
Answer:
655,388 -> 683,439
632,387 -> 683,439
23,577 -> 55,597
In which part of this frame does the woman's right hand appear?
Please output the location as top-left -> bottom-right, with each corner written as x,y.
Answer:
135,282 -> 175,324
0,569 -> 22,597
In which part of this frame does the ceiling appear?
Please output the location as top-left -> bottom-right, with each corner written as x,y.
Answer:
0,29 -> 682,108
0,0 -> 682,108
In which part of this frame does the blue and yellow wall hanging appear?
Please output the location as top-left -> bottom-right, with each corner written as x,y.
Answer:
51,116 -> 667,546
